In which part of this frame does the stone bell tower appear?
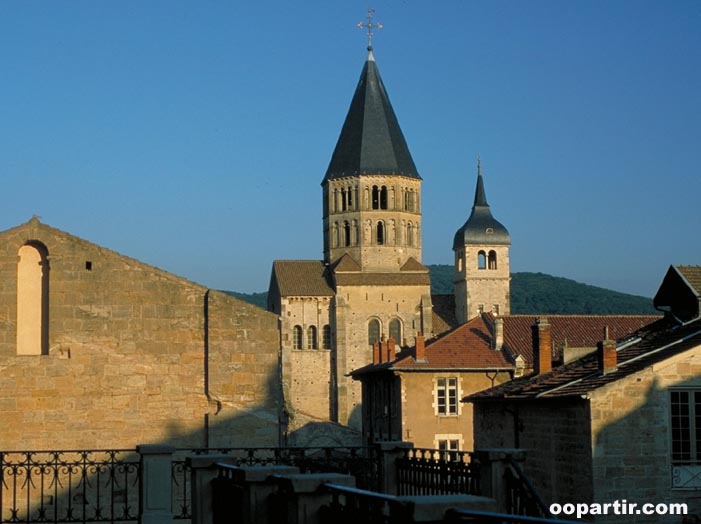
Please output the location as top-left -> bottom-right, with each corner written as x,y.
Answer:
453,160 -> 511,323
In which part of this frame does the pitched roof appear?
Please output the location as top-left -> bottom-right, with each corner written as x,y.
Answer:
492,314 -> 661,365
353,315 -> 513,376
677,266 -> 701,295
453,164 -> 510,249
323,50 -> 420,182
466,316 -> 693,401
400,257 -> 428,272
331,253 -> 362,272
271,260 -> 335,297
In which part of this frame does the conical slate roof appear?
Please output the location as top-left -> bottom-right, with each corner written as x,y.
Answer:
323,49 -> 420,182
453,164 -> 510,249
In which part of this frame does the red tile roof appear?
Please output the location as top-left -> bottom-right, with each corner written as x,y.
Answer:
352,315 -> 514,376
492,314 -> 661,365
466,316 -> 698,401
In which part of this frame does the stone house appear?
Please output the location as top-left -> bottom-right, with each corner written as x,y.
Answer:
351,312 -> 657,452
0,217 -> 282,450
467,265 -> 701,522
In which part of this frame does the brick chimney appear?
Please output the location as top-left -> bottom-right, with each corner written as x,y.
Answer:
373,340 -> 381,364
597,327 -> 617,374
415,333 -> 426,361
533,317 -> 552,375
386,337 -> 396,362
494,317 -> 504,351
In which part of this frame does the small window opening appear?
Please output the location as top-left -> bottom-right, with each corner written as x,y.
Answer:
85,261 -> 92,271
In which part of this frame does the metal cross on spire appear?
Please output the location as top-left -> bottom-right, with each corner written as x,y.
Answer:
358,8 -> 383,51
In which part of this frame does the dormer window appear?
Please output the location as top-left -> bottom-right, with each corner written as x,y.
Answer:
486,227 -> 494,234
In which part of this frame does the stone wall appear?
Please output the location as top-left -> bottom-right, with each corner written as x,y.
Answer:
335,283 -> 431,429
589,348 -> 701,523
401,371 -> 511,450
0,219 -> 281,450
473,398 -> 594,506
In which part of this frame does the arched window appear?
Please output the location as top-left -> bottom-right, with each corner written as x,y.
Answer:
380,186 -> 388,210
293,325 -> 303,349
488,250 -> 497,269
307,326 -> 318,349
341,188 -> 347,211
457,251 -> 464,272
478,251 -> 486,270
407,222 -> 414,247
322,325 -> 332,349
368,319 -> 381,346
17,242 -> 50,356
376,221 -> 385,245
347,187 -> 353,209
389,319 -> 402,345
405,190 -> 415,212
372,186 -> 380,210
343,221 -> 351,247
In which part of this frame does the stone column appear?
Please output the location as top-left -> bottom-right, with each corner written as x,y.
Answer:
187,454 -> 236,524
376,441 -> 414,495
138,445 -> 176,524
271,473 -> 355,524
473,448 -> 526,513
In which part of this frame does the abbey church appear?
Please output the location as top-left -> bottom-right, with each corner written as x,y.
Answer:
268,45 -> 511,436
0,42 -> 513,449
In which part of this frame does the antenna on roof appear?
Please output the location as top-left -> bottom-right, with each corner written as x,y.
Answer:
358,8 -> 383,52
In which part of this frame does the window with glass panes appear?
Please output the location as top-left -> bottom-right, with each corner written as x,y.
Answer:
436,377 -> 458,416
671,390 -> 701,464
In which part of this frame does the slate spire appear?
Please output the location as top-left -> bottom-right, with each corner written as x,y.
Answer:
323,50 -> 420,182
453,159 -> 510,249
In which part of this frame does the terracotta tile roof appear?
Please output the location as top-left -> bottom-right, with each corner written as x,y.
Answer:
677,265 -> 701,295
491,314 -> 661,365
466,316 -> 697,401
352,315 -> 514,376
271,260 -> 335,297
431,294 -> 458,336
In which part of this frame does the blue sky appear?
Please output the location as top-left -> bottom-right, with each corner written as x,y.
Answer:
2,1 -> 699,297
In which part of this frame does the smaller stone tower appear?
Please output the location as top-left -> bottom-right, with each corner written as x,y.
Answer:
453,160 -> 511,323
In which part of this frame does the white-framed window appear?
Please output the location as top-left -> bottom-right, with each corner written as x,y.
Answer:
435,377 -> 459,416
671,389 -> 701,489
434,434 -> 463,461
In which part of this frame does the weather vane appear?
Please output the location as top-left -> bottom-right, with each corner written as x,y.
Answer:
358,8 -> 383,50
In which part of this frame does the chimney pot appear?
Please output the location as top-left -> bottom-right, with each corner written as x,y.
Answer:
494,317 -> 504,351
415,333 -> 426,361
597,328 -> 617,374
533,317 -> 552,375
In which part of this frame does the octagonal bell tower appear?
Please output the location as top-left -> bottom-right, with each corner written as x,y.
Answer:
322,47 -> 422,272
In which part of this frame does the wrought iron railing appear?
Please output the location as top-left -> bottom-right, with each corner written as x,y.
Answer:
0,450 -> 140,524
171,446 -> 379,520
503,459 -> 551,518
396,448 -> 479,496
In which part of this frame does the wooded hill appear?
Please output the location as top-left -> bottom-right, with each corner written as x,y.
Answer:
227,265 -> 657,315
